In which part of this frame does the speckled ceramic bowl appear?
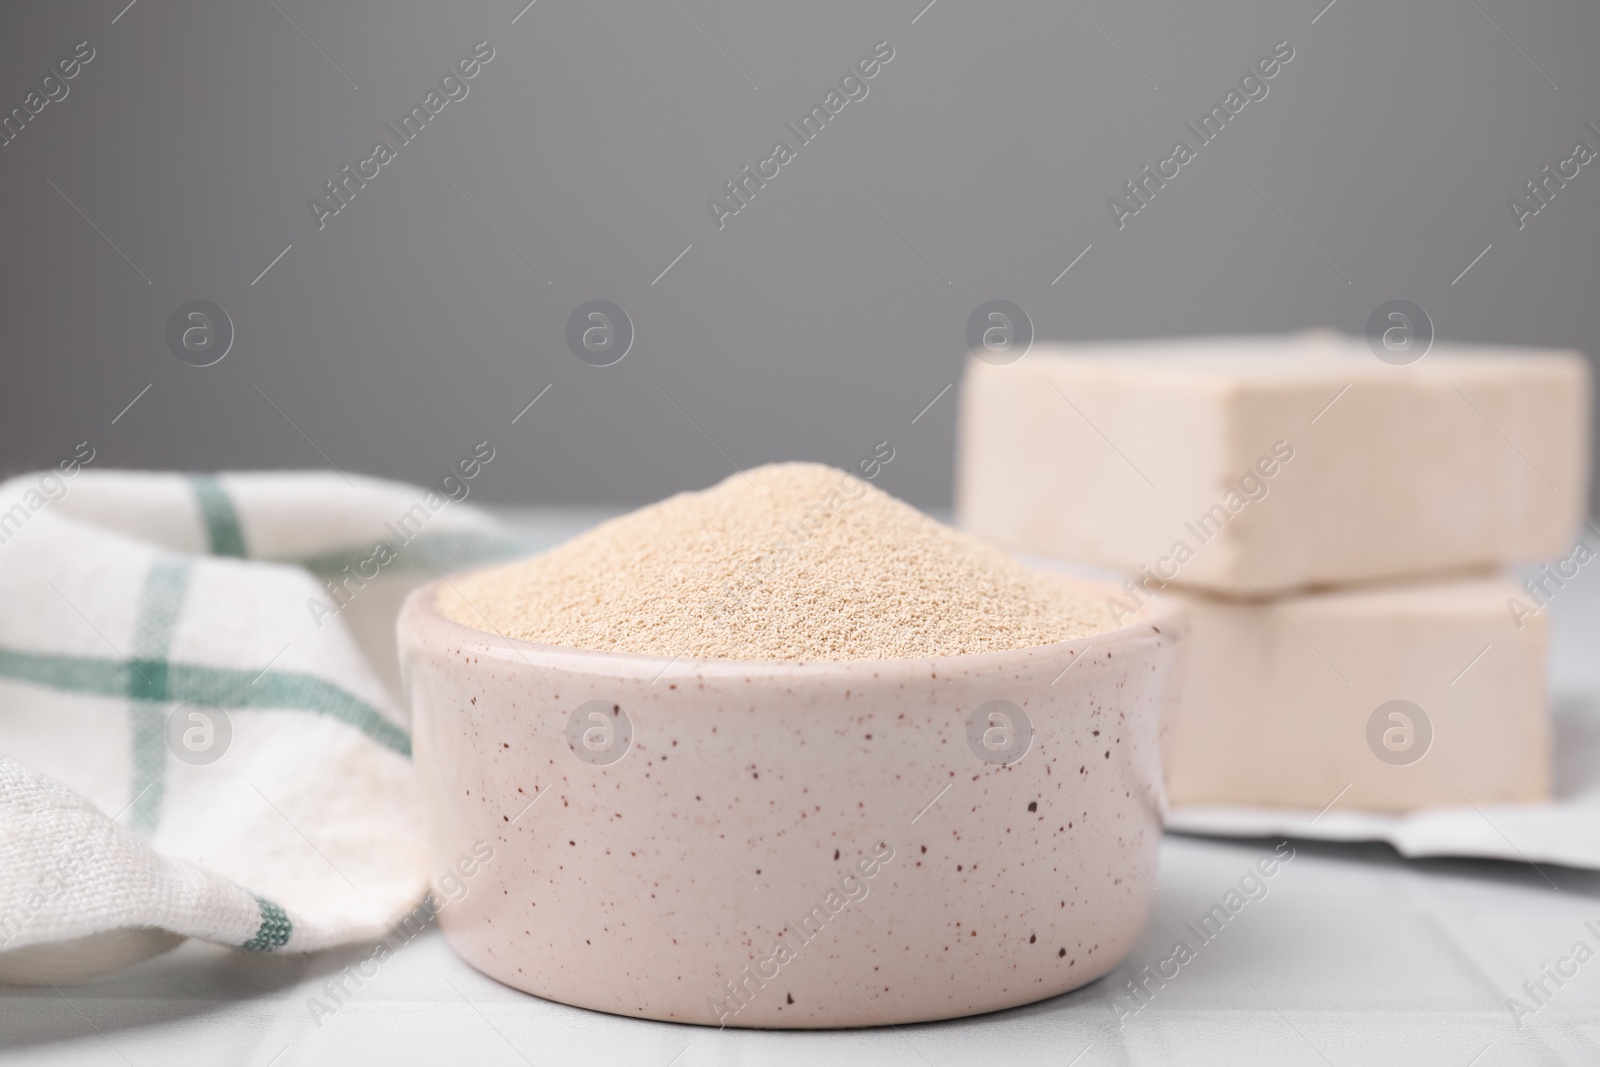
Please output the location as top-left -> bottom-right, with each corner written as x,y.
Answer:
398,579 -> 1184,1028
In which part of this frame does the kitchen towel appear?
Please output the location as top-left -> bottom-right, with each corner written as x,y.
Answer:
0,464 -> 527,983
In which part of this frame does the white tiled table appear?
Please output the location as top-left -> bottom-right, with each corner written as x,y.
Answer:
3,509 -> 1597,1066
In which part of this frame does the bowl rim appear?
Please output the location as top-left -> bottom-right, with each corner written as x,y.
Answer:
402,571 -> 1183,683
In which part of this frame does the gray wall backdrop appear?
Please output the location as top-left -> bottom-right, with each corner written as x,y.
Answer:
2,0 -> 1597,510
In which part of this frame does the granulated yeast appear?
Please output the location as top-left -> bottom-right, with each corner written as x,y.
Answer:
439,462 -> 1114,660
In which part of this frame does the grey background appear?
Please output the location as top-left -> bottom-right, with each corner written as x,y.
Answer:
1,0 -> 1597,510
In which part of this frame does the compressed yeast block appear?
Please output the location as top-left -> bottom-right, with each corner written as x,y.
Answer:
956,332 -> 1590,596
1161,574 -> 1549,811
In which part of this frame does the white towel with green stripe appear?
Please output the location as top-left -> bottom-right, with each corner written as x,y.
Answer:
0,466 -> 527,982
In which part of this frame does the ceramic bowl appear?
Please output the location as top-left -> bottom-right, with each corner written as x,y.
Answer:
398,578 -> 1184,1028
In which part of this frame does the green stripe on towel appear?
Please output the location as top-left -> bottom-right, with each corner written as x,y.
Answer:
292,529 -> 531,578
190,475 -> 248,558
241,896 -> 292,951
128,558 -> 194,833
0,646 -> 410,757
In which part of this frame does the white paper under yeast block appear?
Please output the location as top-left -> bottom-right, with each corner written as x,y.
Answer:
1162,575 -> 1549,811
956,333 -> 1590,596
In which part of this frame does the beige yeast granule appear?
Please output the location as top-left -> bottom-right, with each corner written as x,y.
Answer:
438,462 -> 1114,661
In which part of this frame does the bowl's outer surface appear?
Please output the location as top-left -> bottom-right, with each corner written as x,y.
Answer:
400,585 -> 1184,1028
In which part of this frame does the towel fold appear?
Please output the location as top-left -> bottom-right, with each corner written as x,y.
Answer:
0,468 -> 527,982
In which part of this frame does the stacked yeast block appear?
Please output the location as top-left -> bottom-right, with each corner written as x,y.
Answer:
957,332 -> 1591,810
957,332 -> 1587,595
1169,578 -> 1548,810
